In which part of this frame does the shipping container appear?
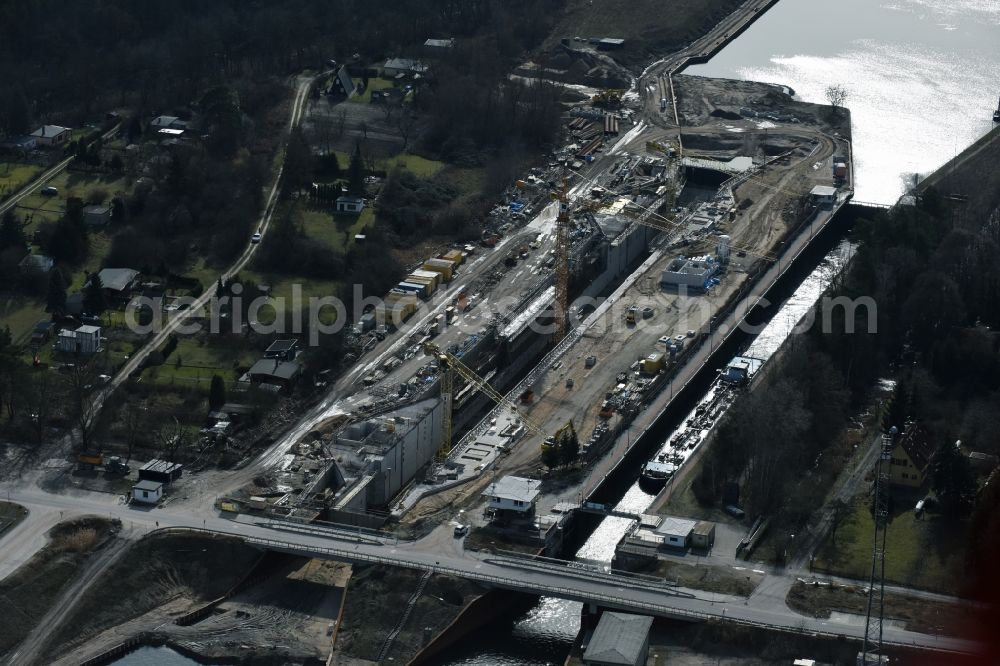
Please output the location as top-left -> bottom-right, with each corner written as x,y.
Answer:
423,258 -> 455,281
442,249 -> 465,266
397,282 -> 426,297
411,269 -> 442,288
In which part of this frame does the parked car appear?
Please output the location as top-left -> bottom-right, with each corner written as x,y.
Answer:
41,186 -> 58,196
453,524 -> 469,538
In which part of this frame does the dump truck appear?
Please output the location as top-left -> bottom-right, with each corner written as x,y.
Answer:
78,452 -> 103,467
625,307 -> 638,325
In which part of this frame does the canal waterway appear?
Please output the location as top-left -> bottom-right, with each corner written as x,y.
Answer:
107,645 -> 221,666
685,0 -> 1000,204
435,227 -> 857,664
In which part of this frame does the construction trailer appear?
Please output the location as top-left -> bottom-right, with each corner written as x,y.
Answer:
138,459 -> 183,485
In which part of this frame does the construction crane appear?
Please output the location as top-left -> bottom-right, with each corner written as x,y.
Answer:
552,179 -> 572,341
423,342 -> 547,456
567,166 -> 777,263
860,429 -> 895,666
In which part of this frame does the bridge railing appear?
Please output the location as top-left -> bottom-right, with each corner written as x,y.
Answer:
148,526 -> 973,654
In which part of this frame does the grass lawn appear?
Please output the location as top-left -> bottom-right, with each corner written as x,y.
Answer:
0,297 -> 48,344
332,150 -> 444,179
0,502 -> 28,537
140,335 -> 259,388
0,162 -> 43,199
17,170 -> 129,230
350,76 -> 394,104
812,495 -> 967,594
382,154 -> 443,178
300,206 -> 374,251
652,559 -> 761,597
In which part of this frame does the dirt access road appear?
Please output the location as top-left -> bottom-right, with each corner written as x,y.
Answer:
84,73 -> 319,426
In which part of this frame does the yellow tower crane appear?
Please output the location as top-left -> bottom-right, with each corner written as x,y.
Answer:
552,178 -> 572,341
423,342 -> 548,456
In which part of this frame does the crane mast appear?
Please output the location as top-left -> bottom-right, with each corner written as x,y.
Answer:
860,430 -> 894,666
423,342 -> 548,455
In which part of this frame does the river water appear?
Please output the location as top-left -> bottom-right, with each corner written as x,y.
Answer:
436,236 -> 856,665
685,0 -> 1000,204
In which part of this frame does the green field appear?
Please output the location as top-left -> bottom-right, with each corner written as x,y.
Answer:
350,76 -> 394,104
0,297 -> 48,344
240,273 -> 343,326
812,495 -> 966,594
0,162 -> 43,199
332,150 -> 444,179
17,170 -> 128,228
140,335 -> 259,388
300,206 -> 373,251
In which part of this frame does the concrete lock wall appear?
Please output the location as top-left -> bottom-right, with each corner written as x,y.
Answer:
373,399 -> 445,504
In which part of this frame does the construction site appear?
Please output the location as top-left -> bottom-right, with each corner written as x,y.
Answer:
213,62 -> 853,549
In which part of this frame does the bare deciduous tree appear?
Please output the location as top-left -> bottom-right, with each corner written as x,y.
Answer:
825,85 -> 848,113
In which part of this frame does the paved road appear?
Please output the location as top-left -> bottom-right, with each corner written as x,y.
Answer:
0,124 -> 121,217
0,485 -> 978,657
78,76 -> 316,430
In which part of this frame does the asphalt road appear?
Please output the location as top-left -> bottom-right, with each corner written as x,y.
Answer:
0,485 -> 979,657
84,75 -> 316,425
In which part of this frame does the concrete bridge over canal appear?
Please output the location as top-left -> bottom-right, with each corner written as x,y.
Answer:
1,487 -> 978,659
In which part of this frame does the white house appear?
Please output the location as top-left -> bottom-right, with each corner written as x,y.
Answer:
30,125 -> 71,147
655,516 -> 697,548
336,196 -> 365,214
55,325 -> 102,354
383,58 -> 428,77
132,479 -> 163,504
483,475 -> 541,520
150,115 -> 188,131
810,185 -> 837,207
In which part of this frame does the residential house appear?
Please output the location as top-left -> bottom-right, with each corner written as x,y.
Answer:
97,267 -> 139,301
383,58 -> 428,77
888,424 -> 935,488
483,476 -> 541,522
423,38 -> 455,56
336,196 -> 365,214
150,115 -> 188,131
132,479 -> 163,504
967,450 -> 999,475
247,358 -> 301,390
0,135 -> 37,153
331,66 -> 356,97
55,325 -> 102,354
583,612 -> 653,666
83,205 -> 112,227
264,339 -> 299,361
597,38 -> 626,51
18,253 -> 54,275
30,125 -> 71,147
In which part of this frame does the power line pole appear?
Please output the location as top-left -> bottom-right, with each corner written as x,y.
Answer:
860,429 -> 894,666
